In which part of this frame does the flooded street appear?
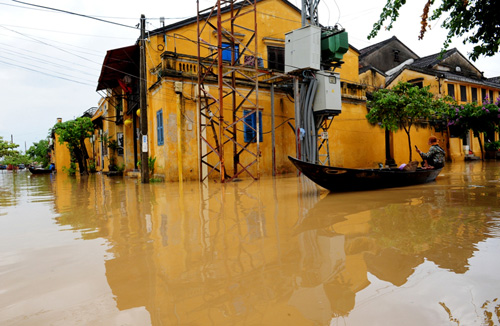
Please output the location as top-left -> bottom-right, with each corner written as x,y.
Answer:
1,161 -> 500,326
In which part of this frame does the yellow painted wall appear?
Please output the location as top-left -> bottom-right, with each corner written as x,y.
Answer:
144,0 -> 303,181
53,133 -> 72,173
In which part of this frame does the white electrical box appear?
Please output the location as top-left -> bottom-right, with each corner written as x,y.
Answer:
313,72 -> 341,114
285,25 -> 321,73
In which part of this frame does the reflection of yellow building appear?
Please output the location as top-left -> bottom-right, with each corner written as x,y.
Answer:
48,162 -> 499,325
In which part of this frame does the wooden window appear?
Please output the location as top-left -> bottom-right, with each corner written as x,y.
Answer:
489,90 -> 494,103
447,84 -> 455,99
482,89 -> 487,102
243,110 -> 263,143
156,109 -> 164,146
267,46 -> 284,71
471,87 -> 478,103
460,85 -> 467,102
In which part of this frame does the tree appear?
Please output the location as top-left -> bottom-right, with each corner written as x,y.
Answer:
0,136 -> 19,158
445,99 -> 500,159
27,139 -> 51,168
366,82 -> 449,161
52,117 -> 94,175
368,0 -> 500,61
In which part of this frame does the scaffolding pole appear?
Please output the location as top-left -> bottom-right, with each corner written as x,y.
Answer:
197,0 -> 261,182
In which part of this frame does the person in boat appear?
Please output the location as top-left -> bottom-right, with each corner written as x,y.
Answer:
415,136 -> 445,169
49,163 -> 55,171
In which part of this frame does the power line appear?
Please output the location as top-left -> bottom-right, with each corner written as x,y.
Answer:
0,24 -> 142,83
0,23 -> 132,40
0,59 -> 95,87
0,45 -> 99,77
11,0 -> 138,30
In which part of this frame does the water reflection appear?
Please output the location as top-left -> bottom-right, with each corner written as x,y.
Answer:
1,161 -> 500,325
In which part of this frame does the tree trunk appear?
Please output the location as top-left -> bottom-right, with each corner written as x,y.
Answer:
74,147 -> 88,176
404,124 -> 413,162
477,132 -> 484,160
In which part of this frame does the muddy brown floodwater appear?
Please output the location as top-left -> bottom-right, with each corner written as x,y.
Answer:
1,161 -> 500,326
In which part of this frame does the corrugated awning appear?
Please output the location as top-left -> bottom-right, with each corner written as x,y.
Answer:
96,45 -> 139,91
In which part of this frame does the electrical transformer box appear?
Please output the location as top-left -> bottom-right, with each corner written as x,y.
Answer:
313,72 -> 341,115
284,25 -> 321,73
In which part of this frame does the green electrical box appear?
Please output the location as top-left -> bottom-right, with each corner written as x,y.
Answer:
321,30 -> 348,63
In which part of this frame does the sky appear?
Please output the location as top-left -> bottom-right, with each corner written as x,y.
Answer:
1,0 -> 499,151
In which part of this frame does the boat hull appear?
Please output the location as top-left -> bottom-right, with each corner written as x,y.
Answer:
288,156 -> 441,192
29,167 -> 53,175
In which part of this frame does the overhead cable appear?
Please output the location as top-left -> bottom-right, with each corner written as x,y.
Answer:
11,0 -> 138,30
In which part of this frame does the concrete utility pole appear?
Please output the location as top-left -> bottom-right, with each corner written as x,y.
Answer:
301,0 -> 320,26
139,14 -> 150,183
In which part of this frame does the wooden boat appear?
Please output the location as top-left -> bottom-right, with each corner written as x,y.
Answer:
29,167 -> 54,175
288,156 -> 442,192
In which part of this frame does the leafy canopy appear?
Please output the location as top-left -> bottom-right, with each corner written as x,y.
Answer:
0,136 -> 19,158
444,96 -> 500,157
27,139 -> 51,168
367,81 -> 449,160
368,0 -> 500,61
53,117 -> 94,175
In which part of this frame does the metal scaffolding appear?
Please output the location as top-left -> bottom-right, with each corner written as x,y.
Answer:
196,0 -> 261,183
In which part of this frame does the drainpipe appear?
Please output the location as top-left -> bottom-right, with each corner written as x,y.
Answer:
175,82 -> 184,183
271,83 -> 276,176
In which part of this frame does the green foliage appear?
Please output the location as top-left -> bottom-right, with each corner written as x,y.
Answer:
53,117 -> 93,147
88,159 -> 97,173
27,139 -> 50,168
366,82 -> 449,160
53,117 -> 94,175
368,0 -> 500,61
0,136 -> 19,158
63,161 -> 77,176
108,139 -> 119,151
148,156 -> 156,175
444,99 -> 500,157
484,141 -> 500,151
116,163 -> 125,172
2,153 -> 31,166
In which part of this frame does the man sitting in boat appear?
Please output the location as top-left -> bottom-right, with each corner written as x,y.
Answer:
415,136 -> 445,169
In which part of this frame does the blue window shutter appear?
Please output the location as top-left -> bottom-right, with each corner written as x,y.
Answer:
243,110 -> 263,143
222,43 -> 239,62
157,110 -> 164,145
244,110 -> 253,143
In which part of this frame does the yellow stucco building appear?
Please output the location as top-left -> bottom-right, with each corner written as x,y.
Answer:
360,37 -> 500,163
91,2 -> 500,182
